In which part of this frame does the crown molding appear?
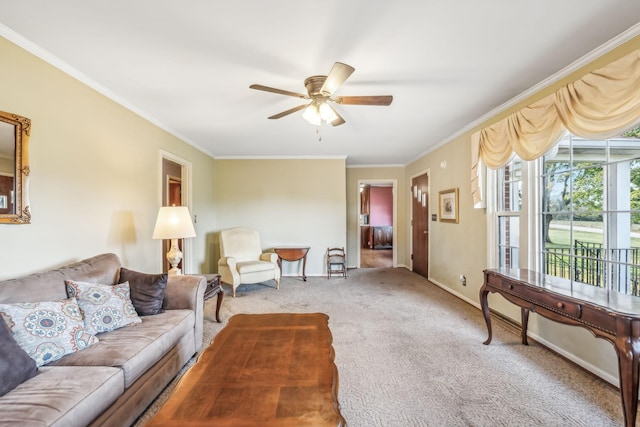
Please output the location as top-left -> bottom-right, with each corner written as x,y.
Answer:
347,164 -> 405,169
0,24 -> 215,158
408,22 -> 640,166
214,155 -> 348,160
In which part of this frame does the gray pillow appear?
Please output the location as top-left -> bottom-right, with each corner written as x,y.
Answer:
0,315 -> 38,396
119,268 -> 168,316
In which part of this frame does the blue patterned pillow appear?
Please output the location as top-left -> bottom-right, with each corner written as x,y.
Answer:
0,298 -> 99,366
65,280 -> 141,335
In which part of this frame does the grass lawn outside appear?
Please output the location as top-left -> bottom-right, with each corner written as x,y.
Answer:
546,222 -> 640,249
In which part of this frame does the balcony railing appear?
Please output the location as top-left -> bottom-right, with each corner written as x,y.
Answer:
543,240 -> 640,296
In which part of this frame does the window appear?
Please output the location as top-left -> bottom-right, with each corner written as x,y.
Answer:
541,131 -> 640,295
496,157 -> 523,269
490,128 -> 640,295
488,155 -> 537,270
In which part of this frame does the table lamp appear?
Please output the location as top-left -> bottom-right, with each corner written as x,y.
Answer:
152,206 -> 196,275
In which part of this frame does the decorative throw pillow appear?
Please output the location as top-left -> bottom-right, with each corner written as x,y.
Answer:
0,298 -> 99,367
0,315 -> 38,396
65,280 -> 141,335
118,268 -> 168,316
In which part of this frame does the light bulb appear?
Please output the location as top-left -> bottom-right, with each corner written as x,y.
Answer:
302,104 -> 321,126
319,102 -> 338,123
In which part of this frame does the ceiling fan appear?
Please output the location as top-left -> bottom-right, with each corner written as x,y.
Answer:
250,62 -> 393,127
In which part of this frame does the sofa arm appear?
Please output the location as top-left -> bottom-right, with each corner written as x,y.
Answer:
163,274 -> 206,311
163,274 -> 207,352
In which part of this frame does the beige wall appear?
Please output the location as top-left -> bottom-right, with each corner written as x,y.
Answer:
0,36 -> 216,279
406,136 -> 488,302
213,158 -> 346,276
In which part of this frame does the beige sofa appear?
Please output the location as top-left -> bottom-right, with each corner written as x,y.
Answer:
0,253 -> 207,427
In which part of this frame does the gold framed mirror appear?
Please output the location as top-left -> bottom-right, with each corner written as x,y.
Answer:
0,111 -> 31,224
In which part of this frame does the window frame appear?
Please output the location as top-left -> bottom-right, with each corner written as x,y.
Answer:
487,156 -> 539,271
487,131 -> 640,296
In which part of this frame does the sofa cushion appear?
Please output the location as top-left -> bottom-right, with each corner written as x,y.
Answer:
0,365 -> 123,427
0,316 -> 38,397
118,268 -> 168,316
0,298 -> 99,366
65,280 -> 141,335
51,309 -> 195,388
0,253 -> 121,305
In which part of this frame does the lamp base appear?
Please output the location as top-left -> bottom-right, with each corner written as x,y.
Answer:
166,238 -> 184,276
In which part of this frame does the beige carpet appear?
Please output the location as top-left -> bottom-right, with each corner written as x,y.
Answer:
135,267 -> 631,426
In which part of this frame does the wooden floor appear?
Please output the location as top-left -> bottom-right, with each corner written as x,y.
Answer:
360,248 -> 392,268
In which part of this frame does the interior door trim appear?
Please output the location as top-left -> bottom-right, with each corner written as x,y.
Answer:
356,179 -> 398,268
159,150 -> 193,274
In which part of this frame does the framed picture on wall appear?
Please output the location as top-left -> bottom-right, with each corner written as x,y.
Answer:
439,188 -> 459,223
0,195 -> 6,209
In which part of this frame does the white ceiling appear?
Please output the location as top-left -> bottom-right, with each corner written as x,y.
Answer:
1,1 -> 639,166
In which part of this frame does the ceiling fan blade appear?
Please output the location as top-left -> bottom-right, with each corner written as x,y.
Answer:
320,62 -> 355,96
267,104 -> 308,119
250,84 -> 307,99
335,95 -> 393,106
331,112 -> 346,127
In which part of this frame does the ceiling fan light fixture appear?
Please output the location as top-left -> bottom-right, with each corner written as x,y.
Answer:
250,62 -> 392,127
302,103 -> 321,126
319,102 -> 338,123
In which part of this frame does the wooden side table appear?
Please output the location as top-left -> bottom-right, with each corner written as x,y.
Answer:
202,274 -> 223,323
274,246 -> 310,281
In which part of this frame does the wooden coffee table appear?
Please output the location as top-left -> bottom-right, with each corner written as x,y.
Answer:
146,313 -> 345,427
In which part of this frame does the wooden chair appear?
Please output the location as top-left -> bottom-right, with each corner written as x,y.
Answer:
326,247 -> 347,278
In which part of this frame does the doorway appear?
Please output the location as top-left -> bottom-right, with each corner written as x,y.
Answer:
357,180 -> 397,268
411,172 -> 429,278
159,151 -> 193,274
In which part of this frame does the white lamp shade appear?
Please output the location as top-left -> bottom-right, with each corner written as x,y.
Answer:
152,206 -> 196,240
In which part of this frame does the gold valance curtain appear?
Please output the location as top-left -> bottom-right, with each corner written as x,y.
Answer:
471,48 -> 640,207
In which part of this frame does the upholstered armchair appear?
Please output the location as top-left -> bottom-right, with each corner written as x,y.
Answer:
217,227 -> 281,297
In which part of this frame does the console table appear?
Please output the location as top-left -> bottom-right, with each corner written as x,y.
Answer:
274,246 -> 310,281
480,268 -> 640,427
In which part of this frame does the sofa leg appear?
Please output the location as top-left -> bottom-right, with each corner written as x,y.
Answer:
275,278 -> 280,290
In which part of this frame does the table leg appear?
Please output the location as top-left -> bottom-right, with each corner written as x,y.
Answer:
302,255 -> 307,281
614,322 -> 640,427
215,289 -> 224,323
521,308 -> 529,345
479,285 -> 492,345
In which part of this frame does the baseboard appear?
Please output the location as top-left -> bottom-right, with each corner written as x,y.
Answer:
426,277 -> 620,389
427,277 -> 479,308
